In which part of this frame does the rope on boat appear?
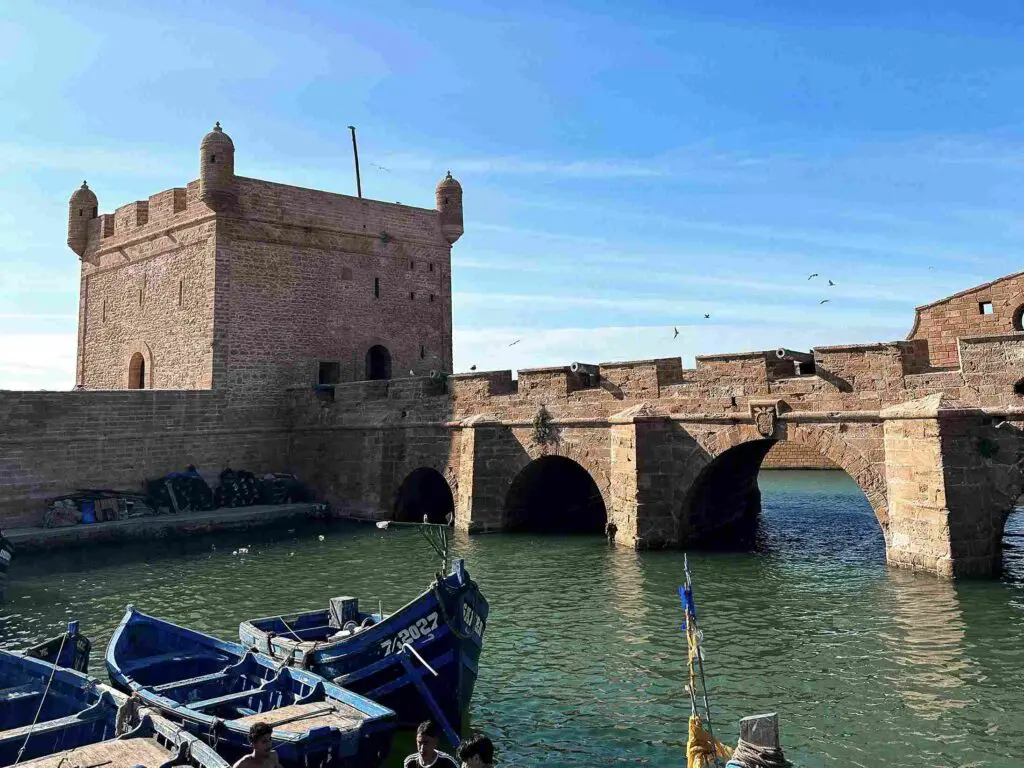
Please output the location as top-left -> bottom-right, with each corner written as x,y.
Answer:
14,629 -> 69,765
726,739 -> 791,768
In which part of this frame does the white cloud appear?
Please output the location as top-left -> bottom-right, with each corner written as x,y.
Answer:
0,333 -> 76,391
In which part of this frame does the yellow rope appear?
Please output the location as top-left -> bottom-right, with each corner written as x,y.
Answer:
687,714 -> 733,768
684,612 -> 732,768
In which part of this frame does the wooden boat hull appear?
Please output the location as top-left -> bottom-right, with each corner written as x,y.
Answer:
105,606 -> 396,767
0,649 -> 228,767
22,622 -> 91,674
0,534 -> 11,604
238,559 -> 488,732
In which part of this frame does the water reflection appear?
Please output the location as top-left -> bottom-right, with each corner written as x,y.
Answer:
0,474 -> 1022,768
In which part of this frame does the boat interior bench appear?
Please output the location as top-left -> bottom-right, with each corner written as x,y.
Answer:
120,651 -> 229,676
151,669 -> 235,694
190,684 -> 298,716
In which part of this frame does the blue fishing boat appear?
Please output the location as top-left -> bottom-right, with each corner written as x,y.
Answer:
106,606 -> 397,767
22,621 -> 92,673
0,532 -> 11,604
0,648 -> 228,767
238,558 -> 488,742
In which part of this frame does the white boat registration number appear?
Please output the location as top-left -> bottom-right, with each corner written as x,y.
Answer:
379,611 -> 440,656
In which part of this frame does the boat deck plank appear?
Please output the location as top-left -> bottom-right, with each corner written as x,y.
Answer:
18,738 -> 172,767
235,701 -> 363,733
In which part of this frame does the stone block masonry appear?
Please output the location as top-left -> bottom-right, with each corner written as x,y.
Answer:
0,390 -> 290,528
30,121 -> 1024,578
69,124 -> 461,398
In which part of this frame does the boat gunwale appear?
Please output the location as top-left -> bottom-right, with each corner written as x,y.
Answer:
105,605 -> 395,741
239,570 -> 489,665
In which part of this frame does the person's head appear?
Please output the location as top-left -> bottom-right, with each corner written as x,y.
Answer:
416,720 -> 441,760
248,722 -> 273,756
458,734 -> 495,768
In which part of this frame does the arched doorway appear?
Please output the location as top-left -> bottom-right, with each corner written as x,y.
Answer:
504,456 -> 606,533
365,345 -> 392,380
128,352 -> 146,389
394,468 -> 454,524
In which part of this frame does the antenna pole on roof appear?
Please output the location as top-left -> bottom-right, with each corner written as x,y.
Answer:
347,125 -> 363,198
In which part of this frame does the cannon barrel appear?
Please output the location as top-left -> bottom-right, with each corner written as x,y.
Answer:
774,348 -> 814,363
428,369 -> 449,382
570,362 -> 600,376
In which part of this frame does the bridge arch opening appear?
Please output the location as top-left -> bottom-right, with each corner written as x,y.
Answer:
505,456 -> 606,534
394,467 -> 454,524
681,436 -> 886,563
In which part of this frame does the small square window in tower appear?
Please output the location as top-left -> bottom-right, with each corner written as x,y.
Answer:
410,292 -> 415,300
429,263 -> 434,272
980,301 -> 994,315
429,294 -> 435,303
318,361 -> 341,385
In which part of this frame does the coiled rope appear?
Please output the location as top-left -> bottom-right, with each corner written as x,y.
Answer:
727,738 -> 791,768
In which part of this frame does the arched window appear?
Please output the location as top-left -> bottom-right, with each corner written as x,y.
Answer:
1013,304 -> 1024,332
128,352 -> 146,389
365,345 -> 392,381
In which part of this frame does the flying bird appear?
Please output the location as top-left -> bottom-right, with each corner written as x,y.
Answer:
673,327 -> 679,339
470,364 -> 477,371
819,299 -> 830,305
807,273 -> 819,280
509,339 -> 521,347
828,280 -> 835,286
371,163 -> 390,172
704,314 -> 710,319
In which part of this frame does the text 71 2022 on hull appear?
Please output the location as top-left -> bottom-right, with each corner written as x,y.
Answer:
239,558 -> 488,741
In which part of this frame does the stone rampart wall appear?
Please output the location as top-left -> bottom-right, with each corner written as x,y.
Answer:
0,391 -> 290,528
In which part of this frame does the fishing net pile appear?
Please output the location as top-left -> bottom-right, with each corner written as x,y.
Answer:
146,472 -> 215,513
214,468 -> 261,508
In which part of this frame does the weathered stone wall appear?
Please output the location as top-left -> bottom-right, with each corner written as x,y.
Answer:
0,390 -> 290,528
77,182 -> 216,390
908,271 -> 1024,368
761,441 -> 837,469
218,179 -> 453,397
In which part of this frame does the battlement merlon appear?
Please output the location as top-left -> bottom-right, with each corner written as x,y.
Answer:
68,122 -> 464,262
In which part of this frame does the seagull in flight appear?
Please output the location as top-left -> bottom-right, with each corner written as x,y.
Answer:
704,313 -> 711,319
807,273 -> 819,280
509,339 -> 521,347
828,279 -> 835,286
819,299 -> 830,305
673,327 -> 679,339
470,364 -> 477,371
371,163 -> 391,172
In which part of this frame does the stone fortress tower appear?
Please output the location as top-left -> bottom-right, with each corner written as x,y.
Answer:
68,124 -> 462,395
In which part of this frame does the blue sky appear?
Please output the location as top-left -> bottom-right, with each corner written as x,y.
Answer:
3,1 -> 1024,389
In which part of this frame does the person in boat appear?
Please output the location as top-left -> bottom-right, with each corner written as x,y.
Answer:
404,720 -> 459,768
457,734 -> 495,767
232,722 -> 282,768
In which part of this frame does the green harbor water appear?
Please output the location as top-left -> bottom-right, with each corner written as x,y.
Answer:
2,470 -> 1024,767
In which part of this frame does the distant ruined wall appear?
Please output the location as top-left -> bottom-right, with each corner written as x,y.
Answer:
909,271 -> 1024,369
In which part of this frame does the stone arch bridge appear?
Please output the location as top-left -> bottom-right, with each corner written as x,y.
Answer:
289,335 -> 1024,579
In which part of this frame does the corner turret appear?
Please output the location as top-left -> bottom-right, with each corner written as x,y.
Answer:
67,181 -> 98,257
199,122 -> 236,210
436,171 -> 463,244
